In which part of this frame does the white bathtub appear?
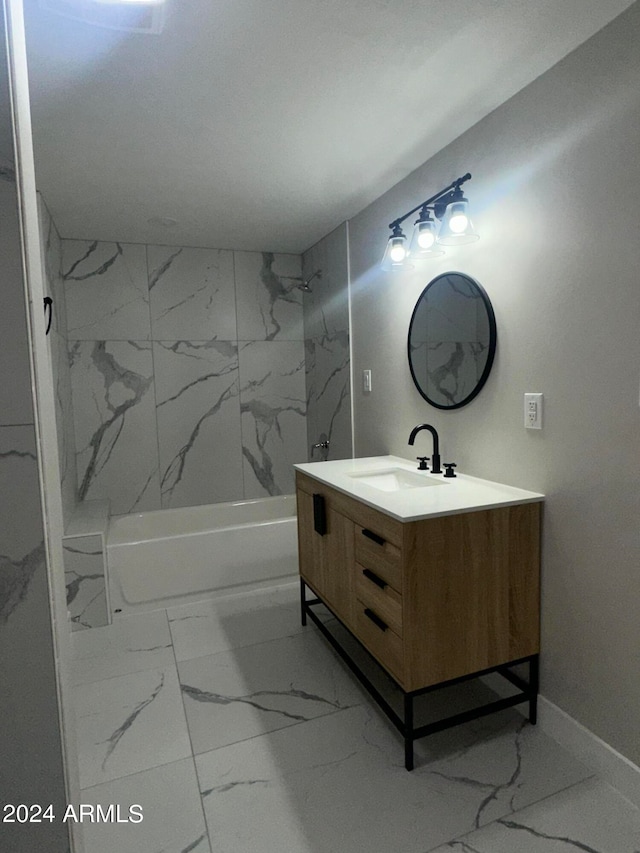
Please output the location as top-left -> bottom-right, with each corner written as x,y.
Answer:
107,495 -> 298,612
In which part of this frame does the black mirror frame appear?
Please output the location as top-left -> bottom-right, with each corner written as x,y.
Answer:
407,271 -> 497,410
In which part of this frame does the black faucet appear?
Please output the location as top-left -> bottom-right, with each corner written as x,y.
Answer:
408,423 -> 442,474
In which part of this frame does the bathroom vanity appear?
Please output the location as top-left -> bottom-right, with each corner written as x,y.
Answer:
294,456 -> 544,769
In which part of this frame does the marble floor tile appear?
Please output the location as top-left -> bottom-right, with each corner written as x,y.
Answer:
74,665 -> 191,788
81,757 -> 211,853
429,776 -> 640,852
71,609 -> 174,685
167,581 -> 303,662
412,714 -> 593,830
178,630 -> 365,754
194,704 -> 592,853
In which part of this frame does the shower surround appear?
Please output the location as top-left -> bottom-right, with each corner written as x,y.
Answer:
302,222 -> 352,462
38,203 -> 352,627
62,241 -> 307,515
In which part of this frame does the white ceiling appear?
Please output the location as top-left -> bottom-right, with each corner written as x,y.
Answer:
23,0 -> 635,253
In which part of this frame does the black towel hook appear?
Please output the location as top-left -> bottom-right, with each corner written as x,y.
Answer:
43,296 -> 52,335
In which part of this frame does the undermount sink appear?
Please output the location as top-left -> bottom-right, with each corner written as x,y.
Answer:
347,467 -> 445,492
295,455 -> 545,521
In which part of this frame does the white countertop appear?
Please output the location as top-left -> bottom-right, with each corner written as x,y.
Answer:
294,456 -> 544,522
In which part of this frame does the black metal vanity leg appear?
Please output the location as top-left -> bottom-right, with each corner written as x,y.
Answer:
404,693 -> 414,771
300,578 -> 307,627
529,654 -> 540,724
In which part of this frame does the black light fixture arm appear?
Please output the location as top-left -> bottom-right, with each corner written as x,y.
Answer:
388,172 -> 472,230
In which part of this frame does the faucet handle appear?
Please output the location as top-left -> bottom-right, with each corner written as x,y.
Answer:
443,463 -> 457,478
310,439 -> 330,458
416,456 -> 429,471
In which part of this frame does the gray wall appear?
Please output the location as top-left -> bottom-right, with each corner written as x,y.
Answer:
348,5 -> 640,763
0,6 -> 69,849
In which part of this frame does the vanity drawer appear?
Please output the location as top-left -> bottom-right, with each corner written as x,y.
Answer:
356,563 -> 403,636
355,529 -> 402,593
355,599 -> 404,682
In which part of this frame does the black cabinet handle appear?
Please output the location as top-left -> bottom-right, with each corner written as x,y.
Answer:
362,568 -> 387,590
313,494 -> 327,536
364,608 -> 388,632
362,528 -> 385,547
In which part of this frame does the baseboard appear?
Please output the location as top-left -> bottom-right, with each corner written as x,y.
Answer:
536,695 -> 640,808
481,675 -> 640,808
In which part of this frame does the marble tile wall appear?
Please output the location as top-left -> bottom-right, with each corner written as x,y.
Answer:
64,534 -> 109,630
302,222 -> 353,462
62,242 -> 307,514
0,428 -> 70,852
0,25 -> 69,845
38,194 -> 78,529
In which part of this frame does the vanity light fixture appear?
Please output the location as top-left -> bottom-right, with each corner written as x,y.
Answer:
381,173 -> 478,271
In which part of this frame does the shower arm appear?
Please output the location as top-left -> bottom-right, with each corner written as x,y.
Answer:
299,269 -> 322,290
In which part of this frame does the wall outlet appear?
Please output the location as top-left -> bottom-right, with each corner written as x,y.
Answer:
363,369 -> 372,393
524,393 -> 543,429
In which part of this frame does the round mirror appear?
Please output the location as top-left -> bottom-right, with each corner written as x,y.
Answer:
408,271 -> 496,409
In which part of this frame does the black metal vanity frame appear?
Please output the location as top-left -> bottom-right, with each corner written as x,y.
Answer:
300,578 -> 539,771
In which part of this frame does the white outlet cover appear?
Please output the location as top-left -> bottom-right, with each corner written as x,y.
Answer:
524,393 -> 543,429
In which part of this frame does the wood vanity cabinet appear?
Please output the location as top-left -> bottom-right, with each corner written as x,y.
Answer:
295,470 -> 541,695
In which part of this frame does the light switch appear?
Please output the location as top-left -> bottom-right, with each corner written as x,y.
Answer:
363,370 -> 372,393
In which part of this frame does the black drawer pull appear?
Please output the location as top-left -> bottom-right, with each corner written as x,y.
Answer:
362,528 -> 385,547
364,608 -> 388,632
313,493 -> 327,536
362,568 -> 387,590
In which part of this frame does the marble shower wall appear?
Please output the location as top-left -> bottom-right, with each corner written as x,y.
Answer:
63,242 -> 307,514
63,534 -> 108,630
38,194 -> 78,529
302,222 -> 353,461
0,28 -> 69,845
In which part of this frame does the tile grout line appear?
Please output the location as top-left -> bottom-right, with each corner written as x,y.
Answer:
420,773 -> 600,853
70,612 -> 175,687
189,701 -> 366,763
167,607 -> 215,852
75,609 -> 189,791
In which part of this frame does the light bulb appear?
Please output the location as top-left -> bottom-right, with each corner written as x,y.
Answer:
417,227 -> 436,249
437,197 -> 479,245
449,204 -> 469,234
449,213 -> 469,234
389,239 -> 407,263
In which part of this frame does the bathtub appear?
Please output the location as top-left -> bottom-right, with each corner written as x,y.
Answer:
107,495 -> 298,612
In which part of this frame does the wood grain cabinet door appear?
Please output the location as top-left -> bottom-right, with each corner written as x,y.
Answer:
296,488 -> 355,630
